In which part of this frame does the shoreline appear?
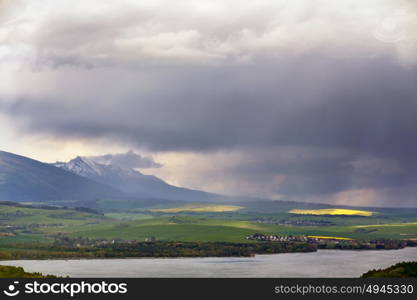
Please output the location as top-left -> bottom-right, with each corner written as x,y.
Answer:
1,245 -> 416,261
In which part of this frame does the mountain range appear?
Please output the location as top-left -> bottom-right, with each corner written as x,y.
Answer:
52,156 -> 219,202
0,150 -> 122,203
0,150 -> 225,206
1,150 -> 400,211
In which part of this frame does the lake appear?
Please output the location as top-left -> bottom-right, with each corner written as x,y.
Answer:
2,248 -> 417,277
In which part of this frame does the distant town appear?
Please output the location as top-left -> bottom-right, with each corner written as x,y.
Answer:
245,233 -> 417,250
253,219 -> 334,226
246,233 -> 340,243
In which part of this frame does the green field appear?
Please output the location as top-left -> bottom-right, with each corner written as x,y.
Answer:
68,216 -> 417,242
150,204 -> 244,213
1,202 -> 417,248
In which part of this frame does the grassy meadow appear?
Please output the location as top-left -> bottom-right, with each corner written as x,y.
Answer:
0,201 -> 417,249
150,204 -> 244,213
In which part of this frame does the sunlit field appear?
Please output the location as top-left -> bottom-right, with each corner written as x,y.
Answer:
289,209 -> 373,217
307,235 -> 353,240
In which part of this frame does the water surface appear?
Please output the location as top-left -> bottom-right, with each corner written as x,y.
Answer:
2,248 -> 417,277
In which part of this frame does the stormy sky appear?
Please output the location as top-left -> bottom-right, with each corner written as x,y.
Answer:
1,0 -> 417,207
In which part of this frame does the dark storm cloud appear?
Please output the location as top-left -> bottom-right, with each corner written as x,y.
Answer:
5,56 -> 417,156
2,0 -> 417,206
228,147 -> 413,197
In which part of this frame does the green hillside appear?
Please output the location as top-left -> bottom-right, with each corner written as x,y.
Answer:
362,262 -> 417,278
0,265 -> 56,278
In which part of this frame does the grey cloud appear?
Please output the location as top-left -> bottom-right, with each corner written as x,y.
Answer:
2,0 -> 417,68
86,151 -> 162,169
5,56 -> 417,156
202,146 -> 417,207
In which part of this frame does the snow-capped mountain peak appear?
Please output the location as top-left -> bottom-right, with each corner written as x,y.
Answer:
0,150 -> 123,203
52,155 -> 217,202
54,156 -> 107,177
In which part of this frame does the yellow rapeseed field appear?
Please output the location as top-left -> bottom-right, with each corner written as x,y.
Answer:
307,235 -> 353,240
289,208 -> 373,217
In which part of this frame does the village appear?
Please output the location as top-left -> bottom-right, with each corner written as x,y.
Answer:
246,233 -> 340,243
245,233 -> 416,250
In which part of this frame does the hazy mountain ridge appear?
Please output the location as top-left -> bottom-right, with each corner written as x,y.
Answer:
0,150 -> 251,207
0,150 -> 123,203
